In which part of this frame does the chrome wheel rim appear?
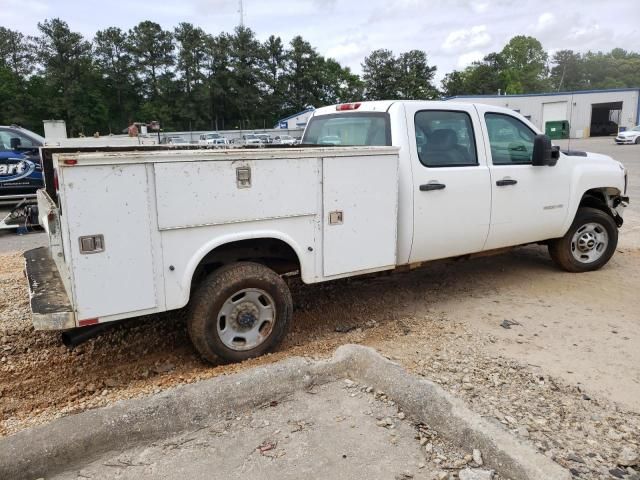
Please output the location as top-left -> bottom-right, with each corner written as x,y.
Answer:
570,222 -> 608,264
217,288 -> 276,351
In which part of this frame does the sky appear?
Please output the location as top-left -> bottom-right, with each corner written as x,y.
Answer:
1,0 -> 639,84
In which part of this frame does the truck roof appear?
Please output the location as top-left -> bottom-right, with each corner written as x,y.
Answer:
312,100 -> 519,117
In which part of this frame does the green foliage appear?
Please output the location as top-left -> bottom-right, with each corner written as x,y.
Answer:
500,36 -> 548,93
2,20 -> 639,135
362,49 -> 438,100
442,36 -> 640,97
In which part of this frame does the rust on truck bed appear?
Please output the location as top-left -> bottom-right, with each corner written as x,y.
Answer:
24,247 -> 75,330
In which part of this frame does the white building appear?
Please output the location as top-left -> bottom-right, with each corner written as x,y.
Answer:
446,88 -> 640,138
274,107 -> 315,130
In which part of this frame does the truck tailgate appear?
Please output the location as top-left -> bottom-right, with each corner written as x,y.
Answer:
24,247 -> 75,330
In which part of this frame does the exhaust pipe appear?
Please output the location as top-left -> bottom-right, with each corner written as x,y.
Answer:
61,322 -> 116,349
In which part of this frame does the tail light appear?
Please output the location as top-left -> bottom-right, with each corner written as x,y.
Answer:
336,103 -> 361,111
53,168 -> 59,192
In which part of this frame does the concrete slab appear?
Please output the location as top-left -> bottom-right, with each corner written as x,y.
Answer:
50,381 -> 448,480
0,345 -> 570,480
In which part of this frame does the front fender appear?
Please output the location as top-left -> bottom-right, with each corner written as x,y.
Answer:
562,160 -> 626,234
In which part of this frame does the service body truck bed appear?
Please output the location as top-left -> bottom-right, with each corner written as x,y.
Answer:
31,146 -> 399,328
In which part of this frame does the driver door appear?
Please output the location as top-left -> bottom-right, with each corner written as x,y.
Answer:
476,106 -> 571,249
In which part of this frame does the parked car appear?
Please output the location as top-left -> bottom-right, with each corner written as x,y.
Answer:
211,137 -> 230,148
273,135 -> 297,145
255,134 -> 272,144
237,134 -> 262,146
0,125 -> 44,229
615,125 -> 640,145
167,136 -> 188,145
27,101 -> 628,364
198,133 -> 229,148
198,133 -> 222,145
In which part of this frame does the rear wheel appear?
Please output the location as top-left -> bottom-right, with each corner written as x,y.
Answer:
548,207 -> 618,272
188,262 -> 292,363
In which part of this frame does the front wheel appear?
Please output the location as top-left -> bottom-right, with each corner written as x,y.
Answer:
188,262 -> 292,363
548,207 -> 618,272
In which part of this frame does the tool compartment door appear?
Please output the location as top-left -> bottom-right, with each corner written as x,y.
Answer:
62,163 -> 157,319
322,154 -> 398,277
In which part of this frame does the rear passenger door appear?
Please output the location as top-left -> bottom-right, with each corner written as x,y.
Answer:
405,105 -> 492,262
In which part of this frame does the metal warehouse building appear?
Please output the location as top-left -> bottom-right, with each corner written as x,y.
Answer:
447,88 -> 640,139
275,107 -> 315,129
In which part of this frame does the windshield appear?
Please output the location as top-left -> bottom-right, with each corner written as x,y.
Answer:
280,135 -> 292,140
245,134 -> 258,139
632,126 -> 640,132
302,112 -> 391,146
206,133 -> 220,139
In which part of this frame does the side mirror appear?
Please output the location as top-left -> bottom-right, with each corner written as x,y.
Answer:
532,134 -> 560,166
10,137 -> 21,150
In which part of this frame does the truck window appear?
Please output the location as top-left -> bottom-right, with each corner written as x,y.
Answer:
302,112 -> 391,146
0,130 -> 39,150
484,113 -> 535,165
414,111 -> 477,167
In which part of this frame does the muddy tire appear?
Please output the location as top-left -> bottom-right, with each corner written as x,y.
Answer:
188,262 -> 292,363
548,207 -> 618,273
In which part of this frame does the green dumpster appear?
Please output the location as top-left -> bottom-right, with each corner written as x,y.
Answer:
545,120 -> 570,139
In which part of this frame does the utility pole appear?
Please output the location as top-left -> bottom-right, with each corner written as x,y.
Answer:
239,0 -> 244,27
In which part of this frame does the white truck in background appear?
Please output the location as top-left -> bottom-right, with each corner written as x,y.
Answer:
26,101 -> 629,363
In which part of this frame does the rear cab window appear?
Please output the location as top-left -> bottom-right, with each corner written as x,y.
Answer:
302,112 -> 391,146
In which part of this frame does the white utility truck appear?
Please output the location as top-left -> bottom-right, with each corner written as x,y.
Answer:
25,101 -> 629,363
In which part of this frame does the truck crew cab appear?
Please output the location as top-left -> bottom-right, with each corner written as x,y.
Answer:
25,101 -> 628,363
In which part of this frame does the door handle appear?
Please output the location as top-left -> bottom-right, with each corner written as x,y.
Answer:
496,179 -> 518,186
420,183 -> 446,191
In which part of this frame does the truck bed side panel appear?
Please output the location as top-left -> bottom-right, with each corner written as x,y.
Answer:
61,164 -> 157,319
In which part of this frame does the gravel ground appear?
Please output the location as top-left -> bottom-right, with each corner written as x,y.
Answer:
1,138 -> 639,479
1,250 -> 639,479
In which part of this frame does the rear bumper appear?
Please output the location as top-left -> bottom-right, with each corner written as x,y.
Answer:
24,247 -> 76,330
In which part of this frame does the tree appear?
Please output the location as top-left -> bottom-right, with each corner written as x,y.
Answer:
362,49 -> 437,100
549,50 -> 583,91
201,33 -> 229,130
362,49 -> 398,100
260,35 -> 286,121
319,58 -> 364,105
0,27 -> 35,77
227,26 -> 263,128
283,36 -> 323,114
174,23 -> 208,129
128,21 -> 174,100
396,50 -> 437,99
94,27 -> 137,130
36,18 -> 107,135
0,28 -> 36,128
500,35 -> 548,93
441,70 -> 467,97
